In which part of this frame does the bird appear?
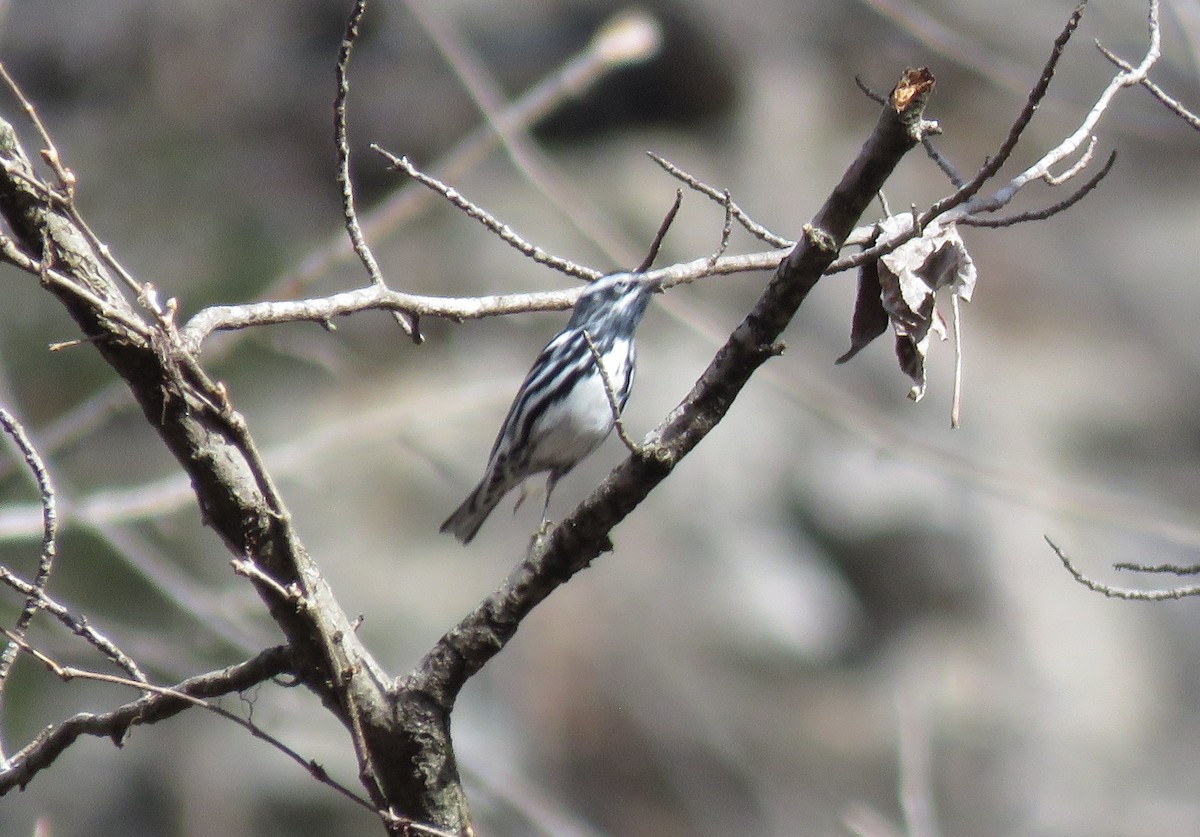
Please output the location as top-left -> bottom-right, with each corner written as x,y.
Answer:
440,271 -> 662,544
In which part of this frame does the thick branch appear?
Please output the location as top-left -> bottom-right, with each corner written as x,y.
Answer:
410,67 -> 935,712
0,116 -> 403,817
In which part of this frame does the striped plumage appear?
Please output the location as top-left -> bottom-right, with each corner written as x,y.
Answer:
441,272 -> 661,543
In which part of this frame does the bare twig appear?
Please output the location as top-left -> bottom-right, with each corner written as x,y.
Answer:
336,0 -> 420,343
925,1 -> 1090,217
286,9 -> 663,295
958,150 -> 1115,228
854,75 -> 887,104
0,407 -> 57,769
1046,536 -> 1200,600
232,557 -> 302,605
181,282 -> 575,353
1097,40 -> 1200,131
828,0 -> 1155,276
178,245 -> 786,354
0,233 -> 149,341
582,330 -> 639,455
1114,561 -> 1200,575
635,189 -> 682,273
403,0 -> 655,269
0,61 -> 73,195
374,148 -> 601,281
0,565 -> 147,683
0,641 -> 366,805
647,152 -> 792,248
921,136 -> 964,187
951,0 -> 1156,217
0,408 -> 56,687
1043,135 -> 1097,186
177,151 -> 791,352
0,62 -> 155,302
707,188 -> 734,268
850,1 -> 1087,271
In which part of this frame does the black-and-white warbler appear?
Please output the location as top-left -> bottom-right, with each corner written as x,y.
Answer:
440,271 -> 662,543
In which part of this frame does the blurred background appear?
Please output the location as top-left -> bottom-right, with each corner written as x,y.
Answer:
1,0 -> 1199,835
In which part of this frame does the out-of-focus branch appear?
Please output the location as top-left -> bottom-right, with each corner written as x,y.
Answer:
286,7 -> 662,294
402,0 -> 660,269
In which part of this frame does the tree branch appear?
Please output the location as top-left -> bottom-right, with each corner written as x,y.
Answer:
0,76 -> 411,828
0,644 -> 298,796
1046,537 -> 1200,601
408,66 -> 936,720
335,0 -> 420,343
177,244 -> 788,355
0,407 -> 58,695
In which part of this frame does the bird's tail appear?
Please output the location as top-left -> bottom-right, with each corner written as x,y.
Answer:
440,477 -> 505,544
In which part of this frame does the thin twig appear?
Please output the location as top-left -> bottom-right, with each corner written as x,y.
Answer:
635,189 -> 682,273
10,635 -> 310,784
175,245 -> 788,355
707,188 -> 734,268
1114,561 -> 1200,575
403,0 -> 656,269
0,61 -> 74,195
1043,135 -> 1097,186
0,233 -> 149,341
0,639 -> 377,813
957,0 -> 1157,216
231,557 -> 301,605
1097,41 -> 1200,131
336,0 -> 419,343
835,0 -> 1094,278
921,136 -> 964,187
854,75 -> 887,105
286,9 -> 662,296
926,1 -> 1090,218
582,330 -> 639,455
1046,536 -> 1200,600
0,565 -> 147,683
0,62 -> 153,301
0,407 -> 57,770
374,148 -> 601,281
959,150 -> 1115,228
828,0 -> 1142,276
646,152 -> 793,248
0,408 -> 57,689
